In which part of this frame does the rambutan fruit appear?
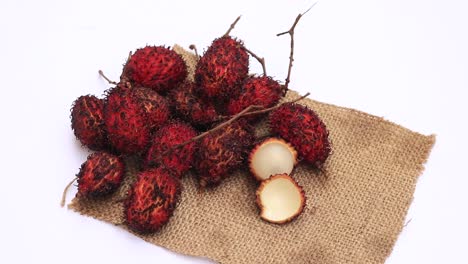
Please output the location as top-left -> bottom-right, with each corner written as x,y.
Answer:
195,36 -> 249,99
130,86 -> 171,131
195,121 -> 254,187
269,103 -> 331,168
170,82 -> 219,128
226,76 -> 283,120
124,167 -> 181,234
256,173 -> 306,224
145,121 -> 198,178
103,87 -> 151,154
249,137 -> 297,181
76,151 -> 125,198
123,46 -> 187,94
70,95 -> 107,150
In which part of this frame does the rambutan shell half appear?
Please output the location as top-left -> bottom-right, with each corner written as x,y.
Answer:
256,174 -> 306,224
249,138 -> 297,181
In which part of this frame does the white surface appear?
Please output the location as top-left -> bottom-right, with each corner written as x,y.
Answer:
0,0 -> 467,263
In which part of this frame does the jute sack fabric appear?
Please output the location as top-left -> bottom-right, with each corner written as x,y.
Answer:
69,46 -> 435,264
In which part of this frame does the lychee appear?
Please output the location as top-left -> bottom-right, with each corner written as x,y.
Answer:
146,121 -> 198,178
130,86 -> 171,131
269,103 -> 331,167
70,95 -> 107,150
124,167 -> 181,234
123,46 -> 187,94
195,36 -> 249,99
195,121 -> 254,187
76,152 -> 125,198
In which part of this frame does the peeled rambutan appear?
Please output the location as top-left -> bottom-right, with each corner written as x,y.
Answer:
226,76 -> 283,119
76,151 -> 125,198
145,121 -> 198,178
123,46 -> 187,94
124,167 -> 181,234
269,103 -> 331,167
170,82 -> 219,128
195,36 -> 249,99
70,95 -> 107,150
249,137 -> 297,181
195,121 -> 254,187
130,86 -> 171,131
103,87 -> 151,154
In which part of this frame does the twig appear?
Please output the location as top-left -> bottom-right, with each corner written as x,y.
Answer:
224,16 -> 241,37
277,3 -> 316,92
239,92 -> 310,117
98,70 -> 118,85
189,44 -> 199,58
60,177 -> 77,207
244,47 -> 267,76
161,104 -> 264,156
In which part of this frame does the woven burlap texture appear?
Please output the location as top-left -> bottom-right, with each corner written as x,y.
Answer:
69,46 -> 435,264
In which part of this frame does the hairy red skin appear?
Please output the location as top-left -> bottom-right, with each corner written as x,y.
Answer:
269,103 -> 331,167
77,152 -> 125,198
104,87 -> 151,154
146,121 -> 198,178
123,46 -> 187,94
170,82 -> 219,128
71,95 -> 107,150
226,76 -> 283,120
125,167 -> 181,234
195,36 -> 249,100
131,87 -> 171,131
195,122 -> 254,187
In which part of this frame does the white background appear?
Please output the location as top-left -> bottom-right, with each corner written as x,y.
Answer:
1,0 -> 467,263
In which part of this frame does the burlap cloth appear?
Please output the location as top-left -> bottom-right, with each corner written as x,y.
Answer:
69,46 -> 435,263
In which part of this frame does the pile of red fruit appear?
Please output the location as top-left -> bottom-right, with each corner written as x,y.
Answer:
68,16 -> 331,233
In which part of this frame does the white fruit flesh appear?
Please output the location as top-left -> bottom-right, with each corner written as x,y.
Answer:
257,175 -> 304,223
250,139 -> 296,181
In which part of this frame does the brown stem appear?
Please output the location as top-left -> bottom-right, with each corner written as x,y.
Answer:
276,3 -> 316,92
224,15 -> 241,37
60,177 -> 77,207
98,70 -> 118,85
244,48 -> 267,76
189,44 -> 199,58
239,92 -> 310,117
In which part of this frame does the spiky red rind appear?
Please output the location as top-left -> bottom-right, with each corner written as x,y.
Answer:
269,103 -> 331,168
195,36 -> 249,100
145,121 -> 198,178
248,137 -> 298,181
169,82 -> 219,127
255,173 -> 306,224
124,167 -> 181,234
130,87 -> 171,131
195,121 -> 254,187
226,76 -> 283,119
76,152 -> 125,198
104,87 -> 151,154
124,46 -> 187,93
70,95 -> 107,150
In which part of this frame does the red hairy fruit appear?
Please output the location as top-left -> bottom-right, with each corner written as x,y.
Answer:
170,82 -> 219,127
71,95 -> 107,150
123,46 -> 187,94
269,103 -> 331,167
104,87 -> 151,154
125,167 -> 181,234
146,121 -> 198,178
76,152 -> 125,198
226,76 -> 283,119
195,36 -> 249,99
131,87 -> 171,131
195,121 -> 254,187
